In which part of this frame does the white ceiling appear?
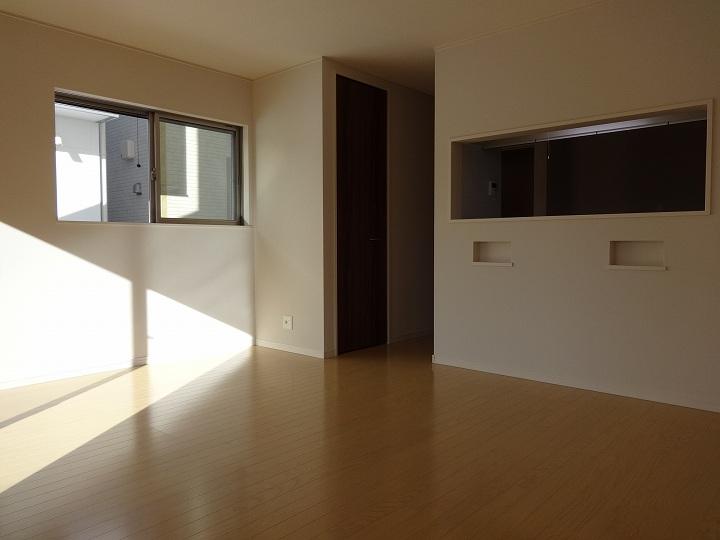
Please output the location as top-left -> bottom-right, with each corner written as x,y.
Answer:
0,0 -> 600,94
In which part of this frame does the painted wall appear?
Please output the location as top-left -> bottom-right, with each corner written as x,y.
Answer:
253,60 -> 326,357
54,115 -> 104,221
253,58 -> 434,358
433,0 -> 720,411
384,78 -> 435,344
0,14 -> 254,387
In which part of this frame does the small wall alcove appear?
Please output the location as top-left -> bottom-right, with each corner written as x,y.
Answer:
608,240 -> 667,271
472,241 -> 513,267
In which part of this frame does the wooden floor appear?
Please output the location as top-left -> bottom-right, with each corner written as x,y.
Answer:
1,339 -> 720,539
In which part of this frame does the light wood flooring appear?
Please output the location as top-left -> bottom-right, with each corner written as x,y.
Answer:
1,338 -> 720,539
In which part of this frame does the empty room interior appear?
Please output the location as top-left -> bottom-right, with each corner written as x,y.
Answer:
1,0 -> 719,538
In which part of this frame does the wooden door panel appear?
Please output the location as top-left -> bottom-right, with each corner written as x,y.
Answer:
337,75 -> 387,354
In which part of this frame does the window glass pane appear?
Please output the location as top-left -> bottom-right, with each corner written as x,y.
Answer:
159,120 -> 236,221
55,102 -> 150,223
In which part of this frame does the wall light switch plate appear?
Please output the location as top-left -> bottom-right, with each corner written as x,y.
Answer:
282,315 -> 293,330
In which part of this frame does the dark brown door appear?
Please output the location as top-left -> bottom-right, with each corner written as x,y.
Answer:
337,75 -> 387,354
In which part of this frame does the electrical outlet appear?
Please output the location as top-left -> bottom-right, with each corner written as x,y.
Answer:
282,315 -> 293,330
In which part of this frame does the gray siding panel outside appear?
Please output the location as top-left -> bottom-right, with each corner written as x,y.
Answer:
105,116 -> 150,223
160,122 -> 234,220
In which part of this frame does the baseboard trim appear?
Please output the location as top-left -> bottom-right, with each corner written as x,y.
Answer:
432,355 -> 720,413
0,357 -> 147,390
255,339 -> 325,359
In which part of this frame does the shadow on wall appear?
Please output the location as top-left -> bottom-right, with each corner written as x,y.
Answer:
0,213 -> 254,494
0,119 -> 254,388
0,218 -> 254,389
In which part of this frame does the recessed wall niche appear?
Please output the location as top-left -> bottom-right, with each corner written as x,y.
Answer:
451,105 -> 709,220
608,241 -> 666,271
472,241 -> 512,267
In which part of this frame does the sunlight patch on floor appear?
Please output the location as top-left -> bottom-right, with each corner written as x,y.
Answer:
0,369 -> 127,425
0,342 -> 251,494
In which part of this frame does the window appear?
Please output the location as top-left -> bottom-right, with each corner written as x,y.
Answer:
450,105 -> 709,219
54,93 -> 243,224
157,118 -> 238,222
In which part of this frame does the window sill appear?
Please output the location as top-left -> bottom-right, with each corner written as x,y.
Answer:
57,220 -> 254,229
471,261 -> 514,267
449,210 -> 709,224
606,264 -> 667,272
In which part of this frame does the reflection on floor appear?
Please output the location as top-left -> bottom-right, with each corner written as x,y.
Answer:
1,338 -> 719,539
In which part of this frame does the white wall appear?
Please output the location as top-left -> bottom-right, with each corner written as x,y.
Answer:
434,0 -> 720,411
253,60 -> 326,357
0,14 -> 254,387
385,78 -> 435,343
55,115 -> 103,221
253,58 -> 434,358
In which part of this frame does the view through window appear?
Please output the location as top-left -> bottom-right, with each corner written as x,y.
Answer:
451,106 -> 709,219
54,94 -> 242,224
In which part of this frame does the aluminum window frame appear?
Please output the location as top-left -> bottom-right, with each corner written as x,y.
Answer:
54,92 -> 244,226
153,112 -> 243,225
